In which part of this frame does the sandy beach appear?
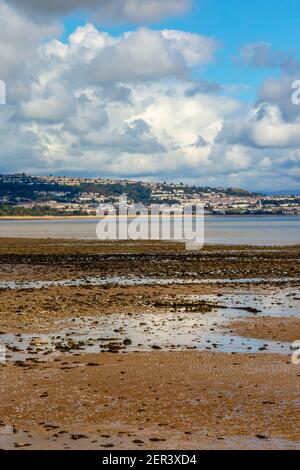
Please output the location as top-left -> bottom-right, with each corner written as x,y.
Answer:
0,239 -> 299,449
1,352 -> 300,450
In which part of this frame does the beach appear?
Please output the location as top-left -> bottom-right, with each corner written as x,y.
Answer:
0,239 -> 299,449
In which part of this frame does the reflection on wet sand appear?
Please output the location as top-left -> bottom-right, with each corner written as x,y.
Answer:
1,285 -> 299,362
0,239 -> 300,450
0,275 -> 299,290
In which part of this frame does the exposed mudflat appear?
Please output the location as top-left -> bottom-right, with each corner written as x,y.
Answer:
0,239 -> 299,449
0,239 -> 299,283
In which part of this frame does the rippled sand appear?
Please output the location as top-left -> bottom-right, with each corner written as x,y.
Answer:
1,352 -> 300,450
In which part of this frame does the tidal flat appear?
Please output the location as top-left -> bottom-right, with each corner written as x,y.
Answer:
0,239 -> 299,449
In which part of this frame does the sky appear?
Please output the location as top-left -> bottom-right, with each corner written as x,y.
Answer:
0,0 -> 300,191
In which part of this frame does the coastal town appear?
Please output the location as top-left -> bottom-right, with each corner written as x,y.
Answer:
0,173 -> 299,216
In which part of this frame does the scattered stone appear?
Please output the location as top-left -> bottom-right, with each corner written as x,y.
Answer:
132,439 -> 144,444
123,338 -> 132,346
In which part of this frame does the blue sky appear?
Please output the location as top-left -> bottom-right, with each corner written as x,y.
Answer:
62,0 -> 300,101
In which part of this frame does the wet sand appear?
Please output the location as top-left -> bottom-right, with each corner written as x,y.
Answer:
0,284 -> 219,333
1,352 -> 300,450
225,317 -> 300,343
0,239 -> 299,449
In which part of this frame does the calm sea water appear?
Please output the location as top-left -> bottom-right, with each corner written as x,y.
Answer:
0,215 -> 299,245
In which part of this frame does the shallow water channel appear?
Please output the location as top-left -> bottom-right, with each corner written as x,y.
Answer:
2,287 -> 299,361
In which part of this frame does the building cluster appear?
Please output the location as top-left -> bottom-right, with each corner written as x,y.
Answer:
0,174 -> 299,215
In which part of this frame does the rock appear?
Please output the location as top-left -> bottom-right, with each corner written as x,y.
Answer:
15,361 -> 29,368
242,307 -> 261,314
132,439 -> 144,444
30,338 -> 49,347
123,338 -> 132,346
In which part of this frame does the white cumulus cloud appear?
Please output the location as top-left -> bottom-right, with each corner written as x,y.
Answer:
0,11 -> 299,191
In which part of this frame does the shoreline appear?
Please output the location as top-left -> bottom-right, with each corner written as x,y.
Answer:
0,213 -> 299,220
0,237 -> 299,248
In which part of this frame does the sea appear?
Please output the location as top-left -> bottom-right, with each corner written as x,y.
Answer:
0,215 -> 299,245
